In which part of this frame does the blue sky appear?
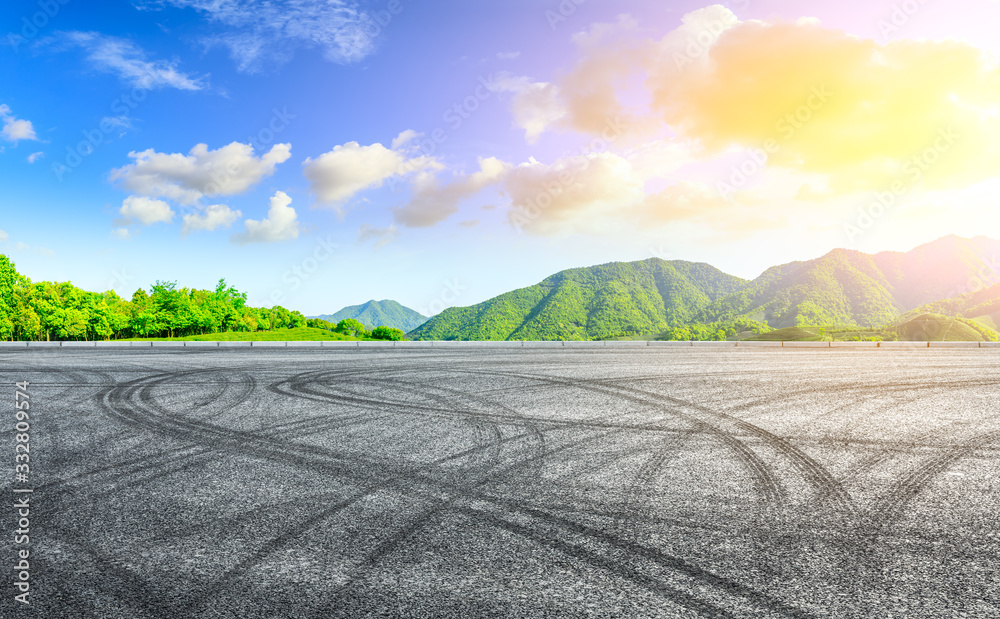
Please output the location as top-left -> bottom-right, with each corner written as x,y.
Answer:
3,0 -> 1000,315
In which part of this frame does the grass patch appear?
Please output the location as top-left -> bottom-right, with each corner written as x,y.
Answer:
121,327 -> 365,342
747,326 -> 895,342
893,313 -> 995,342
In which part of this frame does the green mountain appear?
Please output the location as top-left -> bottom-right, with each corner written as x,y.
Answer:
698,248 -> 901,328
897,282 -> 1000,323
410,235 -> 1000,341
892,313 -> 997,342
408,259 -> 748,341
700,236 -> 1000,329
315,300 -> 428,332
894,281 -> 1000,338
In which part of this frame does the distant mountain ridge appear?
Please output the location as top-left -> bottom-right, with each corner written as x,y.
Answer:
701,235 -> 1000,328
409,259 -> 748,341
315,300 -> 428,332
410,235 -> 1000,341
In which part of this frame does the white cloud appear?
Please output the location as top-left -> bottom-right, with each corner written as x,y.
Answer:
0,229 -> 7,241
394,157 -> 509,228
358,223 -> 398,248
491,75 -> 567,144
26,152 -> 44,163
504,152 -> 645,235
119,196 -> 175,226
497,51 -> 521,60
111,142 -> 291,205
182,203 -> 242,235
111,228 -> 132,240
0,105 -> 39,144
59,31 -> 206,90
391,129 -> 420,150
303,134 -> 439,206
232,191 -> 299,244
142,0 -> 377,73
101,115 -> 134,136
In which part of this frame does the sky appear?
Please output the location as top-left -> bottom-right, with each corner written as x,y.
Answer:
3,0 -> 1000,316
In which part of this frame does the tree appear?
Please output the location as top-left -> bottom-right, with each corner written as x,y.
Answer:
336,319 -> 369,338
371,326 -> 405,341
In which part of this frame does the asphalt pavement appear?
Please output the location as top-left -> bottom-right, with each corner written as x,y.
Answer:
1,347 -> 998,618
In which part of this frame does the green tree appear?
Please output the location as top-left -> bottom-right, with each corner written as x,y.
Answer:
336,319 -> 369,338
371,326 -> 405,341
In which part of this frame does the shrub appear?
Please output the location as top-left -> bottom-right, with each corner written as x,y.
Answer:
371,326 -> 405,341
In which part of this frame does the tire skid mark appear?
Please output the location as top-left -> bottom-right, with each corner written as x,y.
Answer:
457,368 -> 787,509
540,371 -> 855,515
315,423 -> 800,618
91,361 -> 819,617
42,527 -> 176,619
457,505 -> 809,619
272,372 -> 712,436
867,428 -> 1000,530
373,373 -> 548,478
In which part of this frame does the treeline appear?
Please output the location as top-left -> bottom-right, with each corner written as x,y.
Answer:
306,318 -> 406,341
0,255 -> 306,341
657,317 -> 773,342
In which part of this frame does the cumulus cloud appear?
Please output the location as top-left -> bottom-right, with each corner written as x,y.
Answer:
27,152 -> 44,163
182,203 -> 242,235
111,228 -> 131,240
491,15 -> 647,143
0,105 -> 39,143
303,132 -> 439,206
491,75 -> 567,144
118,196 -> 175,226
649,11 -> 1000,192
140,0 -> 377,73
232,191 -> 299,244
111,142 -> 291,205
526,6 -> 1000,193
633,172 -> 810,240
504,152 -> 645,235
57,31 -> 206,90
391,130 -> 420,150
394,157 -> 509,228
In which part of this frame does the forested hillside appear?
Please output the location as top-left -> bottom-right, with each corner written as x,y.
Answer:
698,249 -> 901,328
410,236 -> 1000,341
409,259 -> 748,341
315,299 -> 427,332
0,255 -> 306,341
